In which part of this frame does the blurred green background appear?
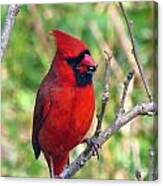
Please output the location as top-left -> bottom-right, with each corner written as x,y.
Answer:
1,2 -> 157,180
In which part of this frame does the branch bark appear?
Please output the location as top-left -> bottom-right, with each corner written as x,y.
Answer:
118,70 -> 134,116
1,4 -> 20,62
95,51 -> 112,136
61,102 -> 157,178
119,2 -> 153,102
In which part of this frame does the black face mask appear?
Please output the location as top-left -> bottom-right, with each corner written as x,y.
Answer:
66,50 -> 97,86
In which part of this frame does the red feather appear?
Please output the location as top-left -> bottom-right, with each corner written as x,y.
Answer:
50,30 -> 88,58
32,30 -> 96,176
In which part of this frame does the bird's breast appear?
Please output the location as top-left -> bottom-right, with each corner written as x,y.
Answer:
39,84 -> 95,154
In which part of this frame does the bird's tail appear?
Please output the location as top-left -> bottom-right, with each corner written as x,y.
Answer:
44,152 -> 69,177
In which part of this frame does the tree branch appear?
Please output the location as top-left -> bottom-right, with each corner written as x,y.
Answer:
95,51 -> 112,136
118,70 -> 134,116
1,4 -> 20,62
61,102 -> 157,178
119,2 -> 153,102
148,145 -> 157,180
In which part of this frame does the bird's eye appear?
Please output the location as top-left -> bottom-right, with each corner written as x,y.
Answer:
84,50 -> 91,56
66,50 -> 91,66
84,54 -> 89,58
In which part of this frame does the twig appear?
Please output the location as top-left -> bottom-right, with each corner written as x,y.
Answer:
119,2 -> 153,102
107,4 -> 136,69
118,70 -> 135,116
61,102 -> 157,178
148,145 -> 157,180
95,51 -> 112,136
1,4 -> 20,62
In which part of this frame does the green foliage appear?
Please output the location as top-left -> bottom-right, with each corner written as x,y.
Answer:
1,2 -> 157,179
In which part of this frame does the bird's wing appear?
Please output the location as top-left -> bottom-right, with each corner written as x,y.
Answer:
32,88 -> 51,159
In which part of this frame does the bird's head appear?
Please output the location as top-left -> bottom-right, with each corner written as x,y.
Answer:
49,30 -> 97,86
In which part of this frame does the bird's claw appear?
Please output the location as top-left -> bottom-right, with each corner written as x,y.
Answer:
84,138 -> 100,160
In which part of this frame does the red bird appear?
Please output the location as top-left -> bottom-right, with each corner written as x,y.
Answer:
32,30 -> 97,177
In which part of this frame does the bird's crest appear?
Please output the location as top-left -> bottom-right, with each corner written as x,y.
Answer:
49,30 -> 88,58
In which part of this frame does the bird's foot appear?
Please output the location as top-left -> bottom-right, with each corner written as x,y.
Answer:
84,138 -> 100,160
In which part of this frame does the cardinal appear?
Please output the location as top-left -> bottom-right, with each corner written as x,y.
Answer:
32,30 -> 97,178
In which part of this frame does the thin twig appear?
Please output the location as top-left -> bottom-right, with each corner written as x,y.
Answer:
61,102 -> 157,178
118,70 -> 135,116
148,145 -> 157,180
1,4 -> 20,62
95,51 -> 112,136
119,2 -> 152,102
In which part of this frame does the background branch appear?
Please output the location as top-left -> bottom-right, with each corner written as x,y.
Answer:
119,2 -> 153,102
149,145 -> 157,180
1,4 -> 20,62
